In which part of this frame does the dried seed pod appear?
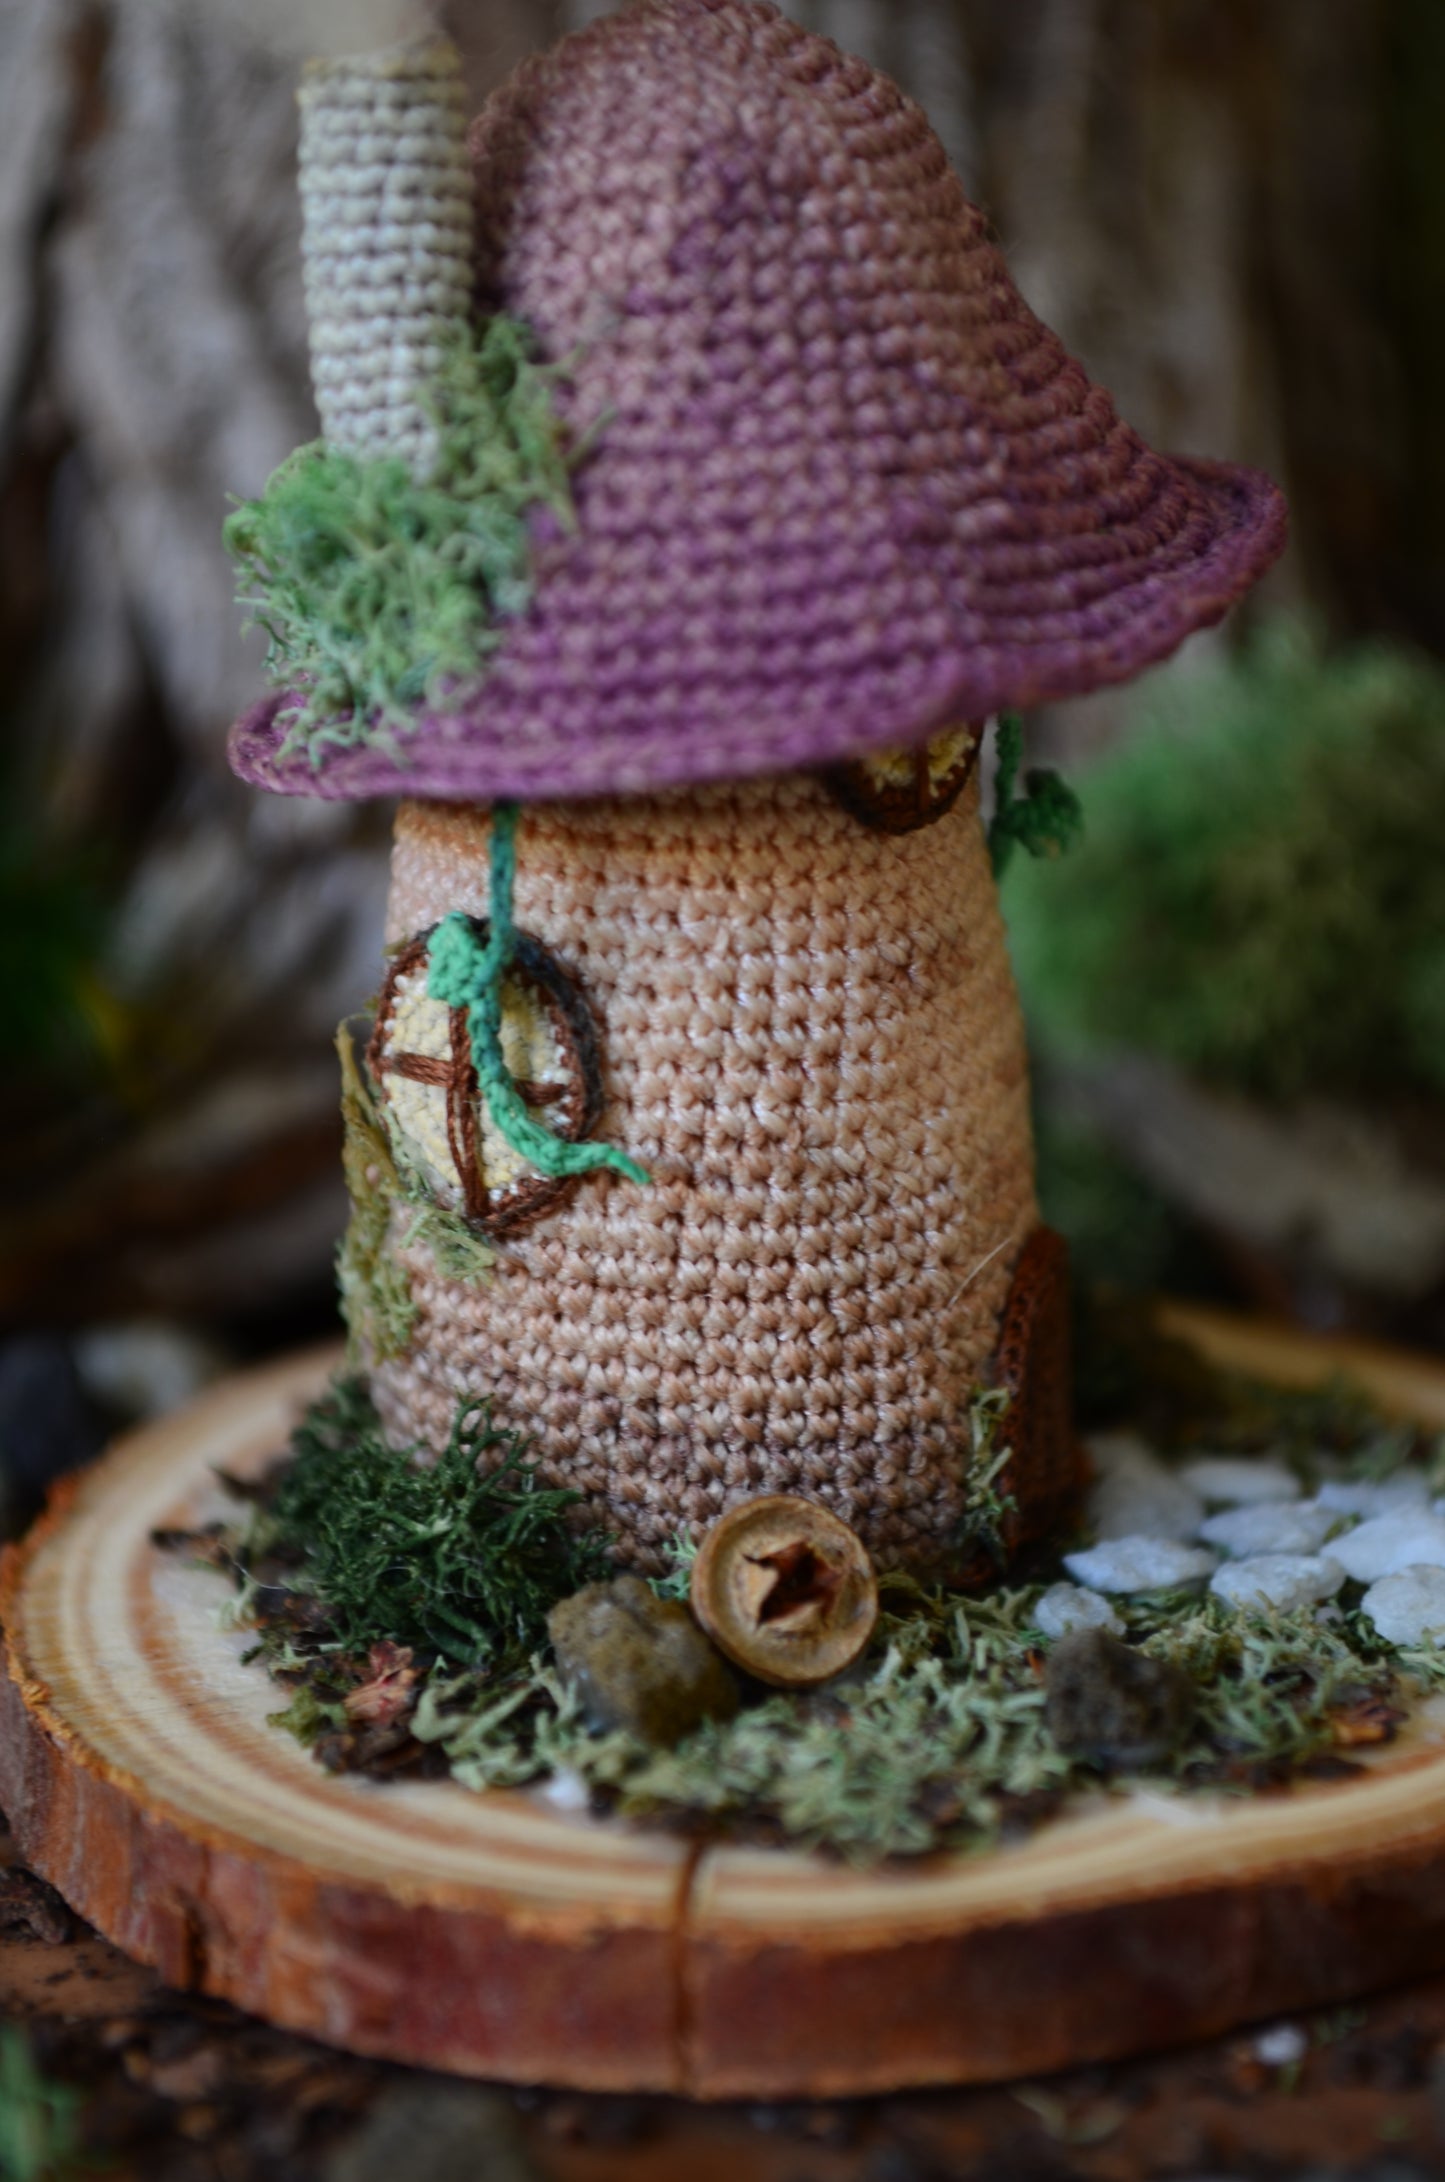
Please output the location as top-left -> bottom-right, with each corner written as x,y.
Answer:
690,1495 -> 878,1687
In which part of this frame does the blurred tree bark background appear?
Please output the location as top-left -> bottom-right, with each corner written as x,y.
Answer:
0,0 -> 1440,1471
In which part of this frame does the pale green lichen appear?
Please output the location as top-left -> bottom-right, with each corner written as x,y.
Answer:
953,1384 -> 1017,1566
335,1017 -> 495,1364
224,317 -> 575,765
403,1574 -> 1444,1865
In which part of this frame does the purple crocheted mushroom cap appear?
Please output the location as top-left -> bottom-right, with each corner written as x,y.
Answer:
230,0 -> 1286,805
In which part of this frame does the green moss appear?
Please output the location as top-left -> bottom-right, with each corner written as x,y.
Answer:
260,1376 -> 610,1667
224,317 -> 574,764
266,1684 -> 346,1748
181,1321 -> 1445,1867
1006,622 -> 1445,1104
404,1576 -> 1433,1865
391,1353 -> 1445,1858
335,1018 -> 496,1364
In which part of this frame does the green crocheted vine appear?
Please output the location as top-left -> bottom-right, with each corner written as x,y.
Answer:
426,802 -> 649,1189
988,714 -> 1085,879
223,317 -> 574,766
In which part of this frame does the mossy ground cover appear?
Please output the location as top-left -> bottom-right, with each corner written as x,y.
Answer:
161,1308 -> 1445,1866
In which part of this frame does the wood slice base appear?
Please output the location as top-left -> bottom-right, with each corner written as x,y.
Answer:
8,1313 -> 1445,2096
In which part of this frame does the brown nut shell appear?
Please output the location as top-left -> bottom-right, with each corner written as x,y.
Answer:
690,1495 -> 879,1688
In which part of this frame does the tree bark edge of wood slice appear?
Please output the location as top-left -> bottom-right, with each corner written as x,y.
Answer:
7,1314 -> 1445,2097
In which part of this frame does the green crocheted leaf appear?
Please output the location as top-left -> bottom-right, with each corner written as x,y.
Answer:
989,714 -> 1085,879
223,317 -> 574,765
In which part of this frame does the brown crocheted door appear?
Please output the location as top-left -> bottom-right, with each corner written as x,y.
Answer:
825,723 -> 984,833
955,1227 -> 1082,1588
994,1226 -> 1080,1547
368,925 -> 605,1239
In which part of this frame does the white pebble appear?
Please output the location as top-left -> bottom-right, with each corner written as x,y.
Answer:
1198,1501 -> 1340,1559
1328,1512 -> 1445,1584
1210,1555 -> 1345,1611
540,1768 -> 592,1812
1089,1455 -> 1205,1544
1361,1566 -> 1445,1648
1085,1431 -> 1205,1542
1033,1583 -> 1123,1639
1064,1536 -> 1217,1595
1254,2023 -> 1308,2068
1318,1473 -> 1429,1518
1180,1455 -> 1301,1505
1084,1431 -> 1158,1472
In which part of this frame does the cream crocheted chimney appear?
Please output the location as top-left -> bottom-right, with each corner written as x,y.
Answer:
296,39 -> 471,478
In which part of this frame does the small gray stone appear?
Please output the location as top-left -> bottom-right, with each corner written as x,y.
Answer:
326,2084 -> 541,2182
1033,1583 -> 1123,1640
1318,1472 -> 1429,1519
1198,1500 -> 1340,1559
1361,1566 -> 1445,1648
1063,1536 -> 1217,1594
1328,1512 -> 1445,1584
1086,1434 -> 1205,1543
1209,1555 -> 1346,1611
548,1577 -> 739,1746
1180,1455 -> 1301,1505
1044,1628 -> 1195,1767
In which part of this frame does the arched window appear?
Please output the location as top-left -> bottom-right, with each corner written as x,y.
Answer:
368,924 -> 605,1238
825,722 -> 982,833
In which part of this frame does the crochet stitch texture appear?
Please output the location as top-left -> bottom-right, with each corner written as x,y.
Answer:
297,39 -> 473,479
370,774 -> 1036,1570
232,0 -> 1286,805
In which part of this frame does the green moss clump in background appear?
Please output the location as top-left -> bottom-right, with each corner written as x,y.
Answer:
223,317 -> 575,765
1004,622 -> 1445,1106
0,795 -> 117,1092
1030,1106 -> 1220,1303
260,1376 -> 609,1667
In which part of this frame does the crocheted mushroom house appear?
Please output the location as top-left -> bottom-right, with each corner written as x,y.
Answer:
227,0 -> 1286,1577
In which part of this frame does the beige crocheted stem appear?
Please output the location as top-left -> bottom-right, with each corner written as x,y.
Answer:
368,772 -> 1039,1573
297,37 -> 473,475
